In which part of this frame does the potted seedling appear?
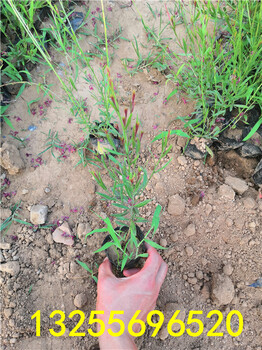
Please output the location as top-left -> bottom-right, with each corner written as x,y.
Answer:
85,68 -> 172,274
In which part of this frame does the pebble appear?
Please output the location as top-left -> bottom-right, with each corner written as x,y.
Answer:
0,261 -> 20,276
177,156 -> 187,166
45,233 -> 53,245
74,292 -> 88,308
184,223 -> 196,237
160,238 -> 167,247
225,176 -> 248,195
52,222 -> 74,246
243,197 -> 256,209
4,308 -> 13,318
21,189 -> 29,195
201,284 -> 210,299
77,222 -> 92,243
188,277 -> 197,285
196,270 -> 204,280
226,218 -> 233,227
159,327 -> 169,340
171,233 -> 178,242
223,264 -> 233,276
0,242 -> 11,250
211,273 -> 234,305
218,184 -> 235,200
205,204 -> 212,216
44,187 -> 51,193
185,246 -> 193,256
167,194 -> 186,216
30,205 -> 48,225
0,141 -> 25,175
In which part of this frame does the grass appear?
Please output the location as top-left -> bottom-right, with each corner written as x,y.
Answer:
131,0 -> 262,144
0,201 -> 31,236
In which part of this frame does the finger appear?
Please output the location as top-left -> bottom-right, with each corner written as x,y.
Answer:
98,257 -> 115,279
139,244 -> 162,276
123,268 -> 141,277
156,261 -> 168,286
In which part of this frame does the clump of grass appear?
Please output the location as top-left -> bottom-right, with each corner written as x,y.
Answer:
133,0 -> 262,142
0,201 -> 31,236
167,0 -> 262,140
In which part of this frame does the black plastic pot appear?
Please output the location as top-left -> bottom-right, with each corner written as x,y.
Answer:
102,225 -> 146,271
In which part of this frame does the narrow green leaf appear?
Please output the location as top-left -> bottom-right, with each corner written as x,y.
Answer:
205,144 -> 214,157
94,241 -> 114,253
152,130 -> 189,142
134,199 -> 151,208
166,89 -> 178,101
2,116 -> 14,130
85,227 -> 108,239
243,119 -> 262,141
144,238 -> 167,249
121,254 -> 129,271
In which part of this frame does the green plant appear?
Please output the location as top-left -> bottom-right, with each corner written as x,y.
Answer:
165,0 -> 262,140
121,5 -> 173,76
0,201 -> 31,236
76,259 -> 98,283
82,1 -> 176,271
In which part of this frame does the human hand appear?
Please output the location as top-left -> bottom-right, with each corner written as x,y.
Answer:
96,244 -> 168,349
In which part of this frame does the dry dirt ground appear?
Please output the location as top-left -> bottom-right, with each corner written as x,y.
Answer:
1,1 -> 262,349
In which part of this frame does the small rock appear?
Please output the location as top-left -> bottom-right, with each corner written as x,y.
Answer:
1,208 -> 12,220
223,264 -> 233,276
253,159 -> 262,185
188,277 -> 197,285
0,142 -> 25,175
171,233 -> 178,242
0,242 -> 11,249
185,246 -> 193,256
184,142 -> 206,160
159,327 -> 169,340
201,284 -> 210,299
160,238 -> 167,247
240,143 -> 262,158
226,218 -> 233,227
225,176 -> 248,195
167,194 -> 185,216
184,223 -> 196,237
30,205 -> 48,225
211,273 -> 234,305
218,184 -> 235,200
243,197 -> 256,209
44,187 -> 51,193
0,261 -> 20,276
77,222 -> 92,243
45,233 -> 53,245
205,204 -> 212,216
4,308 -> 13,318
21,189 -> 29,195
177,156 -> 187,166
74,292 -> 88,308
196,270 -> 204,280
52,222 -> 74,246
176,136 -> 187,148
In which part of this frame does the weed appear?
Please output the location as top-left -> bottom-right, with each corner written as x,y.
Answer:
76,259 -> 98,283
38,130 -> 63,160
0,201 -> 31,236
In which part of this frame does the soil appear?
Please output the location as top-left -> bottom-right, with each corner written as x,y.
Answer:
1,1 -> 262,350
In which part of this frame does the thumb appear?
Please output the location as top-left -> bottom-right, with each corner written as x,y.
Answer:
123,268 -> 141,277
98,258 -> 115,279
